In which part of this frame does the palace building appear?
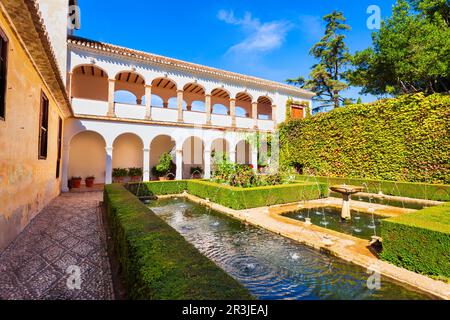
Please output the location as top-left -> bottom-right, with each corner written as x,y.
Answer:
0,0 -> 313,250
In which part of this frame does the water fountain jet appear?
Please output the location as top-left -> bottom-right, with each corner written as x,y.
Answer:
330,185 -> 364,220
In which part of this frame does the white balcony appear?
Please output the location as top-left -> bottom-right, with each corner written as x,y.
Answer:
72,98 -> 108,116
115,103 -> 146,120
183,111 -> 207,125
258,119 -> 275,131
151,107 -> 178,123
236,117 -> 255,129
211,114 -> 232,127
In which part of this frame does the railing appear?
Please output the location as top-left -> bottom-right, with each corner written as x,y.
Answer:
258,119 -> 275,131
211,114 -> 232,127
115,103 -> 146,120
72,98 -> 274,130
183,111 -> 207,125
72,98 -> 108,116
151,107 -> 178,123
235,117 -> 255,129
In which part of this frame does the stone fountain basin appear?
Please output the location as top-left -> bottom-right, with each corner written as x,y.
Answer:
330,185 -> 364,195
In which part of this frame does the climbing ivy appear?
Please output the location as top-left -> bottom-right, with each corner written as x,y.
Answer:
279,93 -> 450,184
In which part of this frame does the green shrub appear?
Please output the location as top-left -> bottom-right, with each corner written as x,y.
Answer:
128,180 -> 327,210
127,180 -> 188,197
280,94 -> 450,184
296,175 -> 449,201
381,203 -> 450,279
104,184 -> 253,300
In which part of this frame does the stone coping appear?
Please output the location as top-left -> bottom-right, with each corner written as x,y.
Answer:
154,193 -> 450,300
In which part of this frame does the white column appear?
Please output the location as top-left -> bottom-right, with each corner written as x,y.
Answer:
252,101 -> 258,129
204,149 -> 211,179
229,150 -> 236,164
107,79 -> 116,117
272,104 -> 277,128
177,90 -> 184,122
176,149 -> 183,180
230,98 -> 236,128
105,146 -> 113,184
205,94 -> 212,125
145,85 -> 152,120
143,148 -> 150,182
251,150 -> 258,172
61,143 -> 70,192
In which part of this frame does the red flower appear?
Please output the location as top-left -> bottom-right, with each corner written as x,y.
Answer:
249,164 -> 254,169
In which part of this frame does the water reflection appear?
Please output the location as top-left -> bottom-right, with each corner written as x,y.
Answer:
148,198 -> 432,300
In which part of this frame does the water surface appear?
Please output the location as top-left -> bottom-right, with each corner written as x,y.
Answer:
283,207 -> 384,240
148,198 -> 434,300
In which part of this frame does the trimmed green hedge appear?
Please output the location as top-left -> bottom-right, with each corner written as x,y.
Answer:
296,175 -> 449,201
127,180 -> 188,197
381,203 -> 450,279
104,184 -> 253,300
280,94 -> 450,184
128,180 -> 328,210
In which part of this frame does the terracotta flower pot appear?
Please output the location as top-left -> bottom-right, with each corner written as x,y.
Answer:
131,176 -> 141,182
85,178 -> 95,188
72,178 -> 82,188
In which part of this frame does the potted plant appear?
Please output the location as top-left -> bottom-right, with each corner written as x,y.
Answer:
152,153 -> 173,181
112,168 -> 128,183
85,176 -> 95,188
71,176 -> 82,188
190,166 -> 203,179
128,168 -> 143,182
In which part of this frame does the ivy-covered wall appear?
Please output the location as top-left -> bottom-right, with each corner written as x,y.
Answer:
279,94 -> 450,184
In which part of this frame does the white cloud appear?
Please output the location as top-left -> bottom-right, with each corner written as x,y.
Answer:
218,10 -> 292,55
298,14 -> 324,40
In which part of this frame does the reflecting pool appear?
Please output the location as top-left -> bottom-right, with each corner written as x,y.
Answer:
283,207 -> 384,240
148,198 -> 433,300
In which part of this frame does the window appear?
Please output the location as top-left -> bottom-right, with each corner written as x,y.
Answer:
56,117 -> 63,178
0,27 -> 8,120
38,91 -> 49,159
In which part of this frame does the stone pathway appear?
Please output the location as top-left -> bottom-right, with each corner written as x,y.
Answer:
0,192 -> 114,300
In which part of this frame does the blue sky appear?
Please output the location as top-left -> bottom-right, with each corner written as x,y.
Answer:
75,0 -> 398,103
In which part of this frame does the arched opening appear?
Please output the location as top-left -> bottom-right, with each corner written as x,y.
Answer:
71,65 -> 108,101
236,140 -> 252,164
184,83 -> 206,112
115,71 -> 145,105
151,77 -> 178,108
112,133 -> 144,182
115,90 -> 137,105
150,135 -> 176,180
236,92 -> 252,118
68,131 -> 106,185
211,88 -> 230,115
211,138 -> 230,163
257,96 -> 273,120
182,136 -> 205,179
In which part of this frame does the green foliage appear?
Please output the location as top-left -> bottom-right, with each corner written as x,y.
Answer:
112,168 -> 128,178
129,180 -> 327,210
280,94 -> 450,184
127,180 -> 188,198
127,167 -> 143,177
349,0 -> 450,95
381,202 -> 450,278
288,11 -> 352,109
190,166 -> 203,175
296,175 -> 449,201
104,184 -> 253,300
152,153 -> 174,177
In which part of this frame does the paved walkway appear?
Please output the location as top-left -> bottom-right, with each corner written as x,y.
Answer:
0,192 -> 114,300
